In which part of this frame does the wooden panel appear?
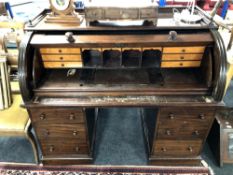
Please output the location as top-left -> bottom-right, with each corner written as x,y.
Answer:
34,123 -> 87,139
163,47 -> 205,53
161,61 -> 201,68
81,48 -> 102,51
43,62 -> 83,68
153,140 -> 202,157
102,48 -> 121,52
29,108 -> 85,124
122,47 -> 141,51
142,47 -> 162,51
40,139 -> 89,156
162,54 -> 203,61
40,48 -> 81,54
41,55 -> 82,61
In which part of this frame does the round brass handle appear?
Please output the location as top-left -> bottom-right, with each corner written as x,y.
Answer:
188,146 -> 193,152
180,56 -> 184,60
69,113 -> 75,120
49,146 -> 54,152
169,113 -> 175,119
161,147 -> 167,152
75,146 -> 80,152
58,49 -> 62,53
199,113 -> 205,120
182,49 -> 186,53
166,130 -> 171,136
40,113 -> 46,120
193,130 -> 199,136
61,63 -> 65,67
179,63 -> 183,66
73,131 -> 78,136
60,57 -> 63,60
44,129 -> 50,136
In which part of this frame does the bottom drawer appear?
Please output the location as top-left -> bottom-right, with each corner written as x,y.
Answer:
40,139 -> 89,156
153,140 -> 202,157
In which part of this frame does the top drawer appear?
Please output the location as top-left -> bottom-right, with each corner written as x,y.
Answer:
163,47 -> 205,54
40,48 -> 81,54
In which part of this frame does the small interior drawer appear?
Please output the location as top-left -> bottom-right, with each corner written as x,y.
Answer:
162,53 -> 203,61
163,47 -> 205,54
161,61 -> 201,68
40,48 -> 81,54
153,140 -> 202,157
41,55 -> 82,61
43,62 -> 83,68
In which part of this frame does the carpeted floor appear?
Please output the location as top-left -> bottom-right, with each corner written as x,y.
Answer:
1,81 -> 233,174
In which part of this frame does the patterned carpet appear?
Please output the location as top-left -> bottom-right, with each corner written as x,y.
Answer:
0,164 -> 212,175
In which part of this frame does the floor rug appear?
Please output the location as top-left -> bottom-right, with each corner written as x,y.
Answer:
0,164 -> 212,175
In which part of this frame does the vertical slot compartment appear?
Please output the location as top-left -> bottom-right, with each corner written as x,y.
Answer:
103,49 -> 121,67
122,49 -> 141,67
142,49 -> 162,68
82,49 -> 102,67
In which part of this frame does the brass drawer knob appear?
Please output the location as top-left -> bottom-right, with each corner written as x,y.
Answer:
73,131 -> 78,136
69,113 -> 75,120
179,63 -> 183,66
180,56 -> 184,60
166,130 -> 171,136
169,113 -> 175,119
161,147 -> 167,152
58,49 -> 62,53
182,49 -> 186,53
193,130 -> 199,136
199,114 -> 205,120
60,56 -> 63,60
40,113 -> 46,120
43,129 -> 50,136
188,146 -> 193,152
75,146 -> 80,152
49,146 -> 54,152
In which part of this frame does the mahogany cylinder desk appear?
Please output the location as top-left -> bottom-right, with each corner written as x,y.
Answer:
18,7 -> 227,165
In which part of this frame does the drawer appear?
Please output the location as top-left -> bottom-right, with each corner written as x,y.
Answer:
40,48 -> 81,54
163,47 -> 205,54
85,8 -> 103,19
140,8 -> 157,18
41,55 -> 82,62
159,107 -> 215,119
105,9 -> 138,19
162,54 -> 203,61
29,108 -> 85,124
43,62 -> 83,68
161,61 -> 201,68
157,127 -> 209,140
40,139 -> 89,156
153,140 -> 202,157
34,123 -> 87,140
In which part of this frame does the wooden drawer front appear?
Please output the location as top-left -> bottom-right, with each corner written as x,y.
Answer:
163,47 -> 205,54
157,127 -> 209,140
162,54 -> 203,61
43,62 -> 83,68
40,140 -> 89,156
159,107 -> 215,119
161,61 -> 201,68
105,9 -> 138,19
35,124 -> 87,141
29,108 -> 85,124
85,9 -> 103,19
41,55 -> 82,62
140,8 -> 157,18
40,48 -> 81,54
153,140 -> 202,157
